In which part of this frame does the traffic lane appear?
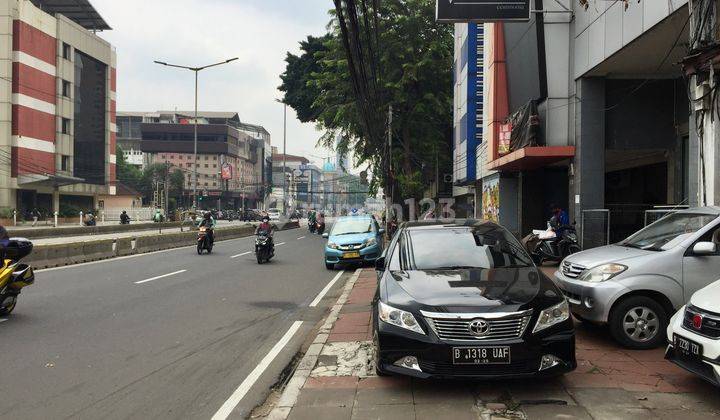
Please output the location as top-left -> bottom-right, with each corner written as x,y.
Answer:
0,230 -> 336,420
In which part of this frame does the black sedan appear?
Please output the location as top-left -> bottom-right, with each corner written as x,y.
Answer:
372,219 -> 576,379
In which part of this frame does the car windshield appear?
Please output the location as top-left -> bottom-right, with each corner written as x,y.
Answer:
406,227 -> 533,270
332,219 -> 373,235
621,213 -> 718,251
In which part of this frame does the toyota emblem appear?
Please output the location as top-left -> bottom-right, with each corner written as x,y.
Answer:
693,314 -> 703,330
468,319 -> 490,337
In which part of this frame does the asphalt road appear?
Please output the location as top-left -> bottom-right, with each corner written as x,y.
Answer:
0,226 -> 351,420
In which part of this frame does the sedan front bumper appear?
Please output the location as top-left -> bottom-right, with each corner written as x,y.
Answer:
665,309 -> 720,387
325,243 -> 381,265
375,316 -> 576,379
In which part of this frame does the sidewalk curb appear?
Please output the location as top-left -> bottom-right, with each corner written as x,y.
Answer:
266,267 -> 364,420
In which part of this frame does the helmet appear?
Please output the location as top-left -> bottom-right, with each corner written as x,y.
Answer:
204,212 -> 212,219
262,216 -> 270,223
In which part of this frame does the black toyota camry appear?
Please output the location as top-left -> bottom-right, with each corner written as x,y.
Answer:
372,219 -> 576,379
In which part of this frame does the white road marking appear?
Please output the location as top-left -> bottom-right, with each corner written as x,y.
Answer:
0,318 -> 7,324
134,269 -> 187,285
309,270 -> 345,307
230,251 -> 252,259
296,236 -> 306,240
275,242 -> 286,246
211,320 -> 304,420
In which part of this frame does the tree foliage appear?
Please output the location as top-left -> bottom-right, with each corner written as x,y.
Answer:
280,0 -> 453,201
279,34 -> 332,123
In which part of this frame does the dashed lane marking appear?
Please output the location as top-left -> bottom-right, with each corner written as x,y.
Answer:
135,269 -> 187,285
297,236 -> 306,240
230,251 -> 252,259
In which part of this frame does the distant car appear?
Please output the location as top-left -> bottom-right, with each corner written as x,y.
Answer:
373,220 -> 576,379
555,207 -> 720,349
267,208 -> 281,221
323,215 -> 384,269
666,279 -> 720,387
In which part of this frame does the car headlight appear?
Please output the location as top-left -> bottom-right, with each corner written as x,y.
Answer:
533,300 -> 570,333
378,301 -> 425,334
365,237 -> 377,247
578,264 -> 627,283
327,242 -> 338,249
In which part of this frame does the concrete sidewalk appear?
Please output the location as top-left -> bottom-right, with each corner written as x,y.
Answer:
263,268 -> 720,420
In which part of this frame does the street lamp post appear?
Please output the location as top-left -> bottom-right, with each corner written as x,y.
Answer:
275,99 -> 287,214
154,57 -> 238,209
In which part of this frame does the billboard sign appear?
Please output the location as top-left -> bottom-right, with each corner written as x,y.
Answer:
221,163 -> 233,180
436,0 -> 531,23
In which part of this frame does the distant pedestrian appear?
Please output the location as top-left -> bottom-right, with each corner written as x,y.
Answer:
31,208 -> 40,227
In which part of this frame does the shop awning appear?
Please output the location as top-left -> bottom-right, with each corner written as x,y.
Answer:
487,146 -> 575,172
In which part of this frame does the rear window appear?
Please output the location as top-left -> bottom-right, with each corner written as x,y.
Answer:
405,227 -> 532,270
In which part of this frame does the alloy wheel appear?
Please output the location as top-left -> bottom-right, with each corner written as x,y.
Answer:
622,306 -> 660,343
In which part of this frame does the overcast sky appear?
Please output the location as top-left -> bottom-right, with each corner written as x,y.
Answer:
92,0 -> 347,171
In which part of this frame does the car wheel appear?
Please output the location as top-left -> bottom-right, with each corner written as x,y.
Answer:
609,296 -> 667,349
325,263 -> 334,270
372,329 -> 389,377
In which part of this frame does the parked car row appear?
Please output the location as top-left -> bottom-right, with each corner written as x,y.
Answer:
353,209 -> 720,386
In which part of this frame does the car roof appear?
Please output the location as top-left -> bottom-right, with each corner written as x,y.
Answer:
402,219 -> 501,230
675,206 -> 720,215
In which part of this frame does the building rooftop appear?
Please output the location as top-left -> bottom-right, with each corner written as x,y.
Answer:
272,153 -> 310,164
30,0 -> 111,30
157,111 -> 240,121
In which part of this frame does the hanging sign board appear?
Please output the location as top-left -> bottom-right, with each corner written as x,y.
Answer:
436,0 -> 531,23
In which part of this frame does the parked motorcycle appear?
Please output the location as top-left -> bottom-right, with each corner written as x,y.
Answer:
0,238 -> 35,316
255,232 -> 274,264
197,227 -> 213,254
522,223 -> 581,265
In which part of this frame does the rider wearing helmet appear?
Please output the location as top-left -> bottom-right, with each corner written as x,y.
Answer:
198,211 -> 216,246
256,215 -> 274,250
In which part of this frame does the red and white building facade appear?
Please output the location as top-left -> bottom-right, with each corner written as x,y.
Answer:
0,0 -> 116,215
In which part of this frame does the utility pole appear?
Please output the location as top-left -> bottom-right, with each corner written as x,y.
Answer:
386,104 -> 393,223
282,102 -> 287,213
164,160 -> 170,220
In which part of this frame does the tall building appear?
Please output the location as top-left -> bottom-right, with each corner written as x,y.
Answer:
0,0 -> 117,215
272,153 -> 322,209
452,23 -> 485,217
118,111 -> 270,210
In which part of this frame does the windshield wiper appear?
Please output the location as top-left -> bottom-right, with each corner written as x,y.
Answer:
620,242 -> 643,249
431,265 -> 484,270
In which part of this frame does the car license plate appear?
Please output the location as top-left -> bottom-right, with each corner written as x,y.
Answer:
342,252 -> 360,259
675,334 -> 703,359
452,347 -> 511,365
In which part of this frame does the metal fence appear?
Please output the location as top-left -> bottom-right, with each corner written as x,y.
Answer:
581,209 -> 610,250
101,208 -> 161,221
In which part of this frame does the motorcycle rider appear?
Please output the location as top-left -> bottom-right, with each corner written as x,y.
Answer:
316,212 -> 326,234
308,209 -> 317,232
198,211 -> 216,247
549,203 -> 570,237
120,210 -> 130,225
256,215 -> 274,253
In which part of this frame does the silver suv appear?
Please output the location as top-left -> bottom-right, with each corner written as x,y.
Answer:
554,207 -> 720,349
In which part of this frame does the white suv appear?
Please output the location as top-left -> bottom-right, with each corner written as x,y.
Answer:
666,279 -> 720,387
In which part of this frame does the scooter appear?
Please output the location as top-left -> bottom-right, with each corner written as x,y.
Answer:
255,232 -> 274,264
0,238 -> 35,316
308,220 -> 317,234
197,227 -> 213,254
522,223 -> 580,265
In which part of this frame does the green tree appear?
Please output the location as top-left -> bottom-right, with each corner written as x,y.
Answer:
280,0 -> 453,202
279,34 -> 332,123
115,145 -> 142,191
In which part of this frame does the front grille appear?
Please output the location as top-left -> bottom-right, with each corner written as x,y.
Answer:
424,313 -> 531,341
683,306 -> 720,339
418,359 -> 537,376
561,261 -> 586,279
561,289 -> 581,303
338,243 -> 364,251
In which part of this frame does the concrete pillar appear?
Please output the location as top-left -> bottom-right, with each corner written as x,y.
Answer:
571,77 -> 606,225
688,116 -> 699,207
52,188 -> 60,215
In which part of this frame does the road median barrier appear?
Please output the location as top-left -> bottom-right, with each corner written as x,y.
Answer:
28,221 -> 299,269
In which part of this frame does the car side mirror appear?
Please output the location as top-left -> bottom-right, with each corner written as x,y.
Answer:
375,256 -> 386,271
693,242 -> 717,255
322,233 -> 329,238
378,228 -> 385,235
